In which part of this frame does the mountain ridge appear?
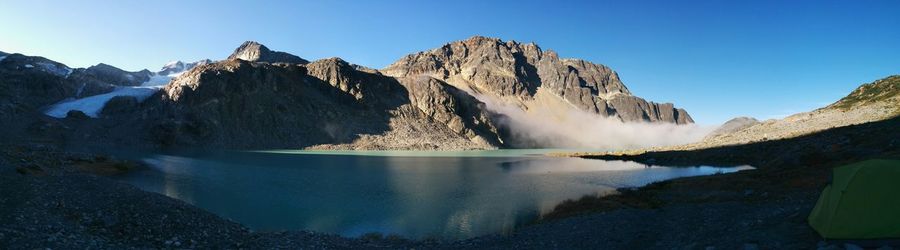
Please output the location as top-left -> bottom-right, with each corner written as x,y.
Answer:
658,75 -> 900,152
383,36 -> 693,124
227,41 -> 309,64
2,37 -> 703,150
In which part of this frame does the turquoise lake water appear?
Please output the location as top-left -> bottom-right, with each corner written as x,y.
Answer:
113,149 -> 752,239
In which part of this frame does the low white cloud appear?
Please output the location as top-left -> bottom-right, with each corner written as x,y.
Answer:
477,95 -> 715,150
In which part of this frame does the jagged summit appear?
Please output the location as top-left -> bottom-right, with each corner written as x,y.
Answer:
383,36 -> 692,124
312,57 -> 350,65
1,37 -> 704,150
227,41 -> 308,64
158,59 -> 212,76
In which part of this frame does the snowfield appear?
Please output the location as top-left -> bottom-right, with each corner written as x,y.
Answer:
44,86 -> 162,118
42,60 -> 202,118
43,72 -> 175,118
142,74 -> 176,87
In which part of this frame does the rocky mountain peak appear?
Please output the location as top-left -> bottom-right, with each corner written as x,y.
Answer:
77,63 -> 151,87
161,60 -> 187,72
383,36 -> 692,124
158,59 -> 213,76
312,57 -> 350,66
227,41 -> 309,64
88,63 -> 123,72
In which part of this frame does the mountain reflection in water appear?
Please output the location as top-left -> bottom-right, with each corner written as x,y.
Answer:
114,150 -> 752,239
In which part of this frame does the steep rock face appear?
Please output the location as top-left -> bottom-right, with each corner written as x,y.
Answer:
606,96 -> 693,124
227,41 -> 309,64
383,36 -> 693,124
157,59 -> 359,147
0,54 -> 80,110
304,57 -> 406,105
142,58 -> 501,149
0,53 -> 82,142
399,76 -> 502,146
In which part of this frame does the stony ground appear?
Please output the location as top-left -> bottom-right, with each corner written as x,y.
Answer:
305,108 -> 498,151
576,94 -> 898,156
2,116 -> 898,249
555,116 -> 900,249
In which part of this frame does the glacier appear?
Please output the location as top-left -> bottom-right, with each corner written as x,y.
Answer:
42,60 -> 205,118
44,86 -> 162,118
44,73 -> 173,118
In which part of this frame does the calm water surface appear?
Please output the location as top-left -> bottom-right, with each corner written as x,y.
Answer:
113,149 -> 752,239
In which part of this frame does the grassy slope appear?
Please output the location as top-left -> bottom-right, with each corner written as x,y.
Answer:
829,75 -> 900,112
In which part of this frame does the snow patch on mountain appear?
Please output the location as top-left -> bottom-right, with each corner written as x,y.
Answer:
43,59 -> 207,118
142,74 -> 175,86
44,86 -> 161,118
158,59 -> 210,76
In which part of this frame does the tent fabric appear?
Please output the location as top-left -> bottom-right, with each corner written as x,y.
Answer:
808,159 -> 900,239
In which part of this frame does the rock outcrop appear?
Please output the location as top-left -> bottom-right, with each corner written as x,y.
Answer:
227,41 -> 309,64
0,53 -> 82,142
133,56 -> 501,149
0,53 -> 80,111
383,36 -> 693,124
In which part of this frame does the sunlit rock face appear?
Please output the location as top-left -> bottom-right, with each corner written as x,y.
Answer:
152,57 -> 502,149
0,38 -> 699,150
383,36 -> 693,124
158,60 -> 213,77
227,41 -> 309,64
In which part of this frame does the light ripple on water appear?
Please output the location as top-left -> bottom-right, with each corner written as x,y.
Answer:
112,149 -> 752,239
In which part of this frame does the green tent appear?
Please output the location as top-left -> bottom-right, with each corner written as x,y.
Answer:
808,159 -> 900,240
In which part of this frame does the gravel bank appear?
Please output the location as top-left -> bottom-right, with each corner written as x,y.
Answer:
2,112 -> 897,249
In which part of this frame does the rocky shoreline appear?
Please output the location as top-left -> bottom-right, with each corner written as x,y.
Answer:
2,117 -> 897,249
0,143 -> 431,249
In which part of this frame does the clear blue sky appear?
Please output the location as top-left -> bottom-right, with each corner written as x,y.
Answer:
1,0 -> 898,125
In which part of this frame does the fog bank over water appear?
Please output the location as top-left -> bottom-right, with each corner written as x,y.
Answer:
477,95 -> 714,150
